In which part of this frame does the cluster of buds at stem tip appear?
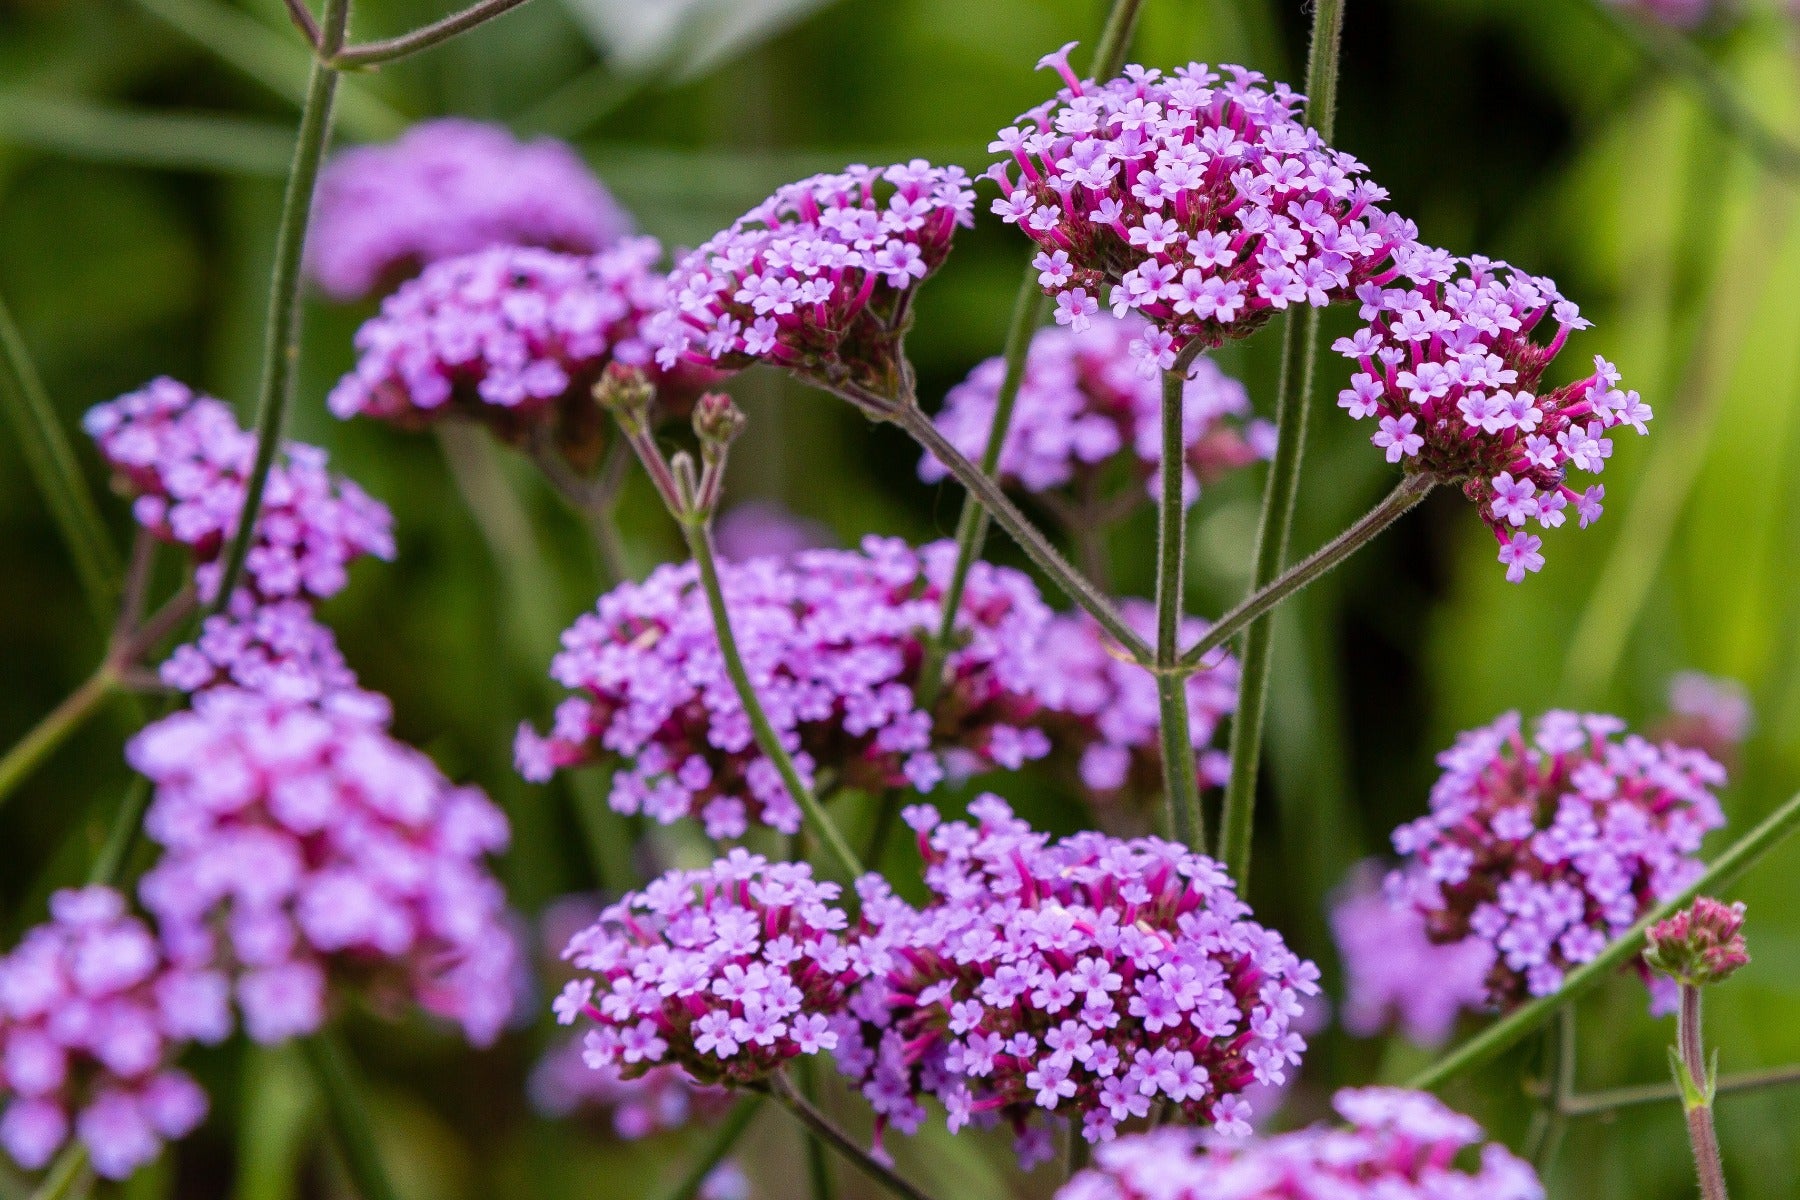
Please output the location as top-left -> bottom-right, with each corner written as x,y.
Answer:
595,362 -> 745,524
1645,897 -> 1751,990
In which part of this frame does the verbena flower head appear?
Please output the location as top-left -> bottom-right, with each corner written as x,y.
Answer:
990,49 -> 1414,370
306,118 -> 632,302
515,537 -> 1051,839
0,887 -> 226,1180
713,500 -> 835,562
128,688 -> 517,1047
1386,710 -> 1726,1011
651,162 -> 977,412
1057,1087 -> 1543,1200
920,313 -> 1271,507
159,594 -> 367,705
1032,602 -> 1238,809
839,797 -> 1320,1163
1645,896 -> 1749,988
85,378 -> 395,604
1332,255 -> 1650,581
530,1039 -> 733,1135
329,239 -> 712,466
1329,862 -> 1491,1048
553,852 -> 860,1088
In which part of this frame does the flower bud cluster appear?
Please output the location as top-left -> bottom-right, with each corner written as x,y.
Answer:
1645,897 -> 1750,988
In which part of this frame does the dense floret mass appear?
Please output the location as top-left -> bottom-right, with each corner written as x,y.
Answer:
837,797 -> 1320,1164
1330,862 -> 1491,1047
84,378 -> 394,603
159,595 -> 366,705
128,688 -> 517,1047
1057,1087 -> 1543,1200
306,118 -> 632,301
515,538 -> 1052,839
1387,710 -> 1726,1010
0,888 -> 225,1179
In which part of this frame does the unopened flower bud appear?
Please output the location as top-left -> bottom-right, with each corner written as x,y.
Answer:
595,362 -> 655,436
1645,897 -> 1749,988
692,392 -> 747,451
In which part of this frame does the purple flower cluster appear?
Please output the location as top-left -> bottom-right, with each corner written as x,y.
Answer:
0,888 -> 226,1179
1058,1086 -> 1543,1200
554,851 -> 859,1087
306,118 -> 632,302
127,687 -> 518,1047
1387,711 -> 1726,1010
713,500 -> 835,562
990,49 -> 1414,371
1033,602 -> 1238,806
159,594 -> 366,705
515,538 -> 1052,839
1644,896 -> 1750,988
651,162 -> 976,407
1332,255 -> 1650,581
920,313 -> 1271,506
1329,863 -> 1491,1047
838,797 -> 1320,1163
530,1040 -> 731,1136
84,378 -> 395,604
329,239 -> 712,464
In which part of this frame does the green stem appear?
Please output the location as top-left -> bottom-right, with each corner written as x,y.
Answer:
1156,365 -> 1203,849
330,0 -> 538,67
798,1057 -> 835,1200
525,433 -> 632,588
1407,786 -> 1800,1093
1561,1062 -> 1800,1116
767,1075 -> 941,1200
88,775 -> 154,887
1677,984 -> 1731,1200
655,1098 -> 763,1200
24,1145 -> 88,1200
0,292 -> 120,626
912,0 -> 1146,706
681,521 -> 865,880
1527,1004 -> 1575,1173
206,1 -> 347,616
0,665 -> 119,816
1584,0 -> 1800,177
1214,0 -> 1345,884
300,1029 -> 403,1200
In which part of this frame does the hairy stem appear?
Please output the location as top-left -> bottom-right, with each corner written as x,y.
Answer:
656,1097 -> 763,1200
1407,786 -> 1800,1092
330,0 -> 538,67
206,0 -> 347,616
767,1075 -> 941,1200
681,521 -> 865,879
0,664 -> 118,815
300,1029 -> 402,1200
1561,1062 -> 1800,1116
1156,366 -> 1204,848
1215,0 -> 1346,884
1678,985 -> 1731,1200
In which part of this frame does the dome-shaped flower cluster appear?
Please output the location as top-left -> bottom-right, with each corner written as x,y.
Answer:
650,162 -> 976,409
515,538 -> 1052,840
553,851 -> 859,1088
159,594 -> 367,705
837,797 -> 1320,1163
127,687 -> 517,1047
0,887 -> 227,1180
1032,603 -> 1238,806
306,118 -> 632,302
1057,1086 -> 1543,1200
1330,862 -> 1492,1047
1332,255 -> 1650,581
920,314 -> 1270,507
84,378 -> 395,604
1386,710 -> 1726,1010
990,49 -> 1415,371
329,239 -> 711,463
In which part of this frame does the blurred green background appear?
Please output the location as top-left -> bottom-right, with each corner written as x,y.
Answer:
2,0 -> 1799,1196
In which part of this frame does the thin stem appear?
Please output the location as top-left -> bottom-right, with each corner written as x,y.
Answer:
1584,0 -> 1800,177
0,664 -> 119,815
655,1097 -> 763,1200
207,0 -> 347,617
1407,786 -> 1800,1093
1677,984 -> 1731,1200
24,1145 -> 88,1200
1156,366 -> 1203,849
88,776 -> 153,887
894,403 -> 1149,664
1561,1063 -> 1800,1116
767,1075 -> 942,1200
300,1029 -> 403,1200
283,0 -> 322,46
330,0 -> 537,67
1527,1004 -> 1575,1172
1214,0 -> 1345,884
525,432 -> 632,587
0,292 -> 121,627
798,1057 -> 835,1200
681,522 -> 865,880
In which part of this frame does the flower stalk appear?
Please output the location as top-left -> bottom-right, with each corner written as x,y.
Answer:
1672,983 -> 1730,1200
655,1097 -> 764,1200
1156,358 -> 1203,849
766,1073 -> 942,1200
300,1028 -> 403,1200
328,0 -> 539,68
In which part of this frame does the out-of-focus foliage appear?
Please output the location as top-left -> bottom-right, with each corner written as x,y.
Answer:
1,0 -> 1797,1197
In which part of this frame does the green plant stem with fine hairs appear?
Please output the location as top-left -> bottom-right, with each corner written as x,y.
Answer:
1215,0 -> 1345,885
1676,983 -> 1731,1200
655,1097 -> 764,1200
1407,786 -> 1800,1093
1559,1062 -> 1800,1116
329,0 -> 539,67
766,1074 -> 942,1200
1156,360 -> 1203,849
